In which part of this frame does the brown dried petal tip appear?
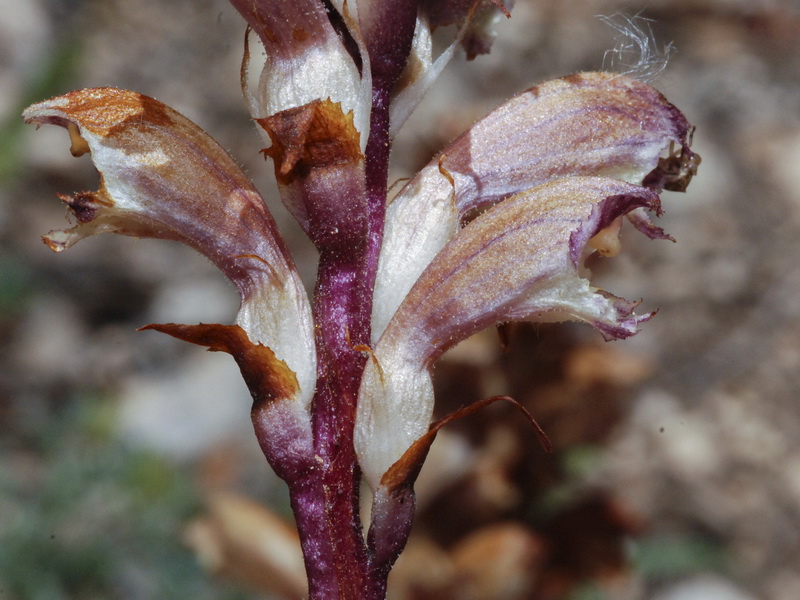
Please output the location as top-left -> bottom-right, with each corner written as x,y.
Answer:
23,88 -> 317,407
258,99 -> 368,250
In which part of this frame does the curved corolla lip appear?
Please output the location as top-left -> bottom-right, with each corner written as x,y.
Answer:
372,71 -> 698,344
23,87 -> 317,410
356,176 -> 669,489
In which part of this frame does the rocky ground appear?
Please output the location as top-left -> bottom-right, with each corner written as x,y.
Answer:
2,1 -> 800,599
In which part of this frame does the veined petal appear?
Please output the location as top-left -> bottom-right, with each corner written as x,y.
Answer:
387,176 -> 663,360
372,72 -> 697,342
357,176 -> 662,487
372,163 -> 457,340
23,88 -> 317,408
231,0 -> 372,148
443,72 -> 696,210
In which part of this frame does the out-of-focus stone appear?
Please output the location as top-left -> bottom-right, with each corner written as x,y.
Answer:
450,523 -> 544,600
653,575 -> 757,600
388,536 -> 456,600
118,351 -> 252,459
184,492 -> 306,599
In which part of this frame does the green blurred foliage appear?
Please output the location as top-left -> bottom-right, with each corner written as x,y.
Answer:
0,256 -> 34,316
631,533 -> 728,581
0,396 -> 250,600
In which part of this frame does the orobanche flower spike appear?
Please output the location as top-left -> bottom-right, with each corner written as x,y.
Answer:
24,2 -> 697,598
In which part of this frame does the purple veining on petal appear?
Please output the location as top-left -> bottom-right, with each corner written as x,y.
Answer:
23,89 -> 295,287
379,177 -> 663,369
627,206 -> 675,241
438,72 -> 697,215
568,189 -> 661,267
590,292 -> 654,341
373,73 -> 697,342
24,87 -> 319,417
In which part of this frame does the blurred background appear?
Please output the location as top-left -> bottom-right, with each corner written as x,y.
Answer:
2,0 -> 800,598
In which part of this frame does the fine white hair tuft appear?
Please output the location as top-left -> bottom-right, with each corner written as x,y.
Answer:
599,13 -> 674,81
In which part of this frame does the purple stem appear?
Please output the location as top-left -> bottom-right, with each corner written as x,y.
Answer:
284,86 -> 393,599
364,87 -> 392,294
276,0 -> 414,584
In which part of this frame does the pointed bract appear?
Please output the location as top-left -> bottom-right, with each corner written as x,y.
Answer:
388,14 -> 463,135
141,323 -> 314,480
390,1 -> 513,134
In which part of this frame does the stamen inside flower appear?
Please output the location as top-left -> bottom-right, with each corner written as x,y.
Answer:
587,216 -> 623,257
67,122 -> 90,157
